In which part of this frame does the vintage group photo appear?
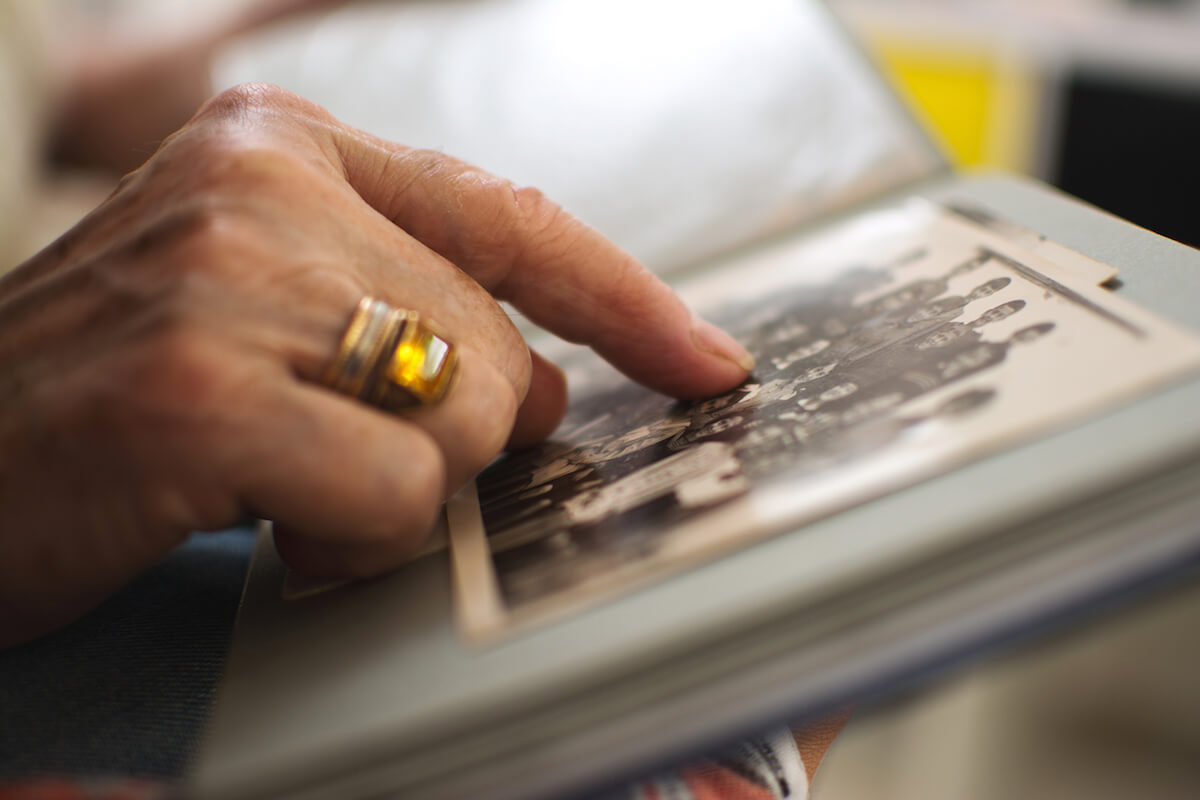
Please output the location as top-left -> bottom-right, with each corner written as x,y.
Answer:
449,200 -> 1200,638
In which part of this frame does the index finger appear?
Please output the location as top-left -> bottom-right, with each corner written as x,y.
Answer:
329,132 -> 754,400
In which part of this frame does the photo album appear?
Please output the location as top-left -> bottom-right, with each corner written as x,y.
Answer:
449,198 -> 1200,641
191,2 -> 1200,799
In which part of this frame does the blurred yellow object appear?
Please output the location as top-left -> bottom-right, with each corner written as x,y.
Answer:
869,37 -> 1038,173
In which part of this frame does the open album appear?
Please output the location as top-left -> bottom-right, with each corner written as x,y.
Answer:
192,2 -> 1200,799
449,198 -> 1200,641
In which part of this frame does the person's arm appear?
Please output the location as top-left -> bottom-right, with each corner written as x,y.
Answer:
47,0 -> 354,173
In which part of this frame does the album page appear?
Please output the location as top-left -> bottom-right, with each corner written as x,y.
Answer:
449,198 -> 1200,640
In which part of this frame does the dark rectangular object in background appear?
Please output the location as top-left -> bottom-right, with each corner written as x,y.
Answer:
1051,69 -> 1200,248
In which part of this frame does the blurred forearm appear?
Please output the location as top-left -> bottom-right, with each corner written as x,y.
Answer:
47,0 -> 358,174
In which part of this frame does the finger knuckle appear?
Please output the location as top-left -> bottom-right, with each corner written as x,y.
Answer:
466,173 -> 541,253
509,183 -> 571,253
191,82 -> 300,125
479,183 -> 575,292
158,89 -> 331,196
394,147 -> 458,190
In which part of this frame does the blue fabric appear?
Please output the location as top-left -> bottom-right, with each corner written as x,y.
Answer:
0,527 -> 255,780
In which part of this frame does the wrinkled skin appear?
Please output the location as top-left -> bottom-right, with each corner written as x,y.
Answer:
0,84 -> 754,648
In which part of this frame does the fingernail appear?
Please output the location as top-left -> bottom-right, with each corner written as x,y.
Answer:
691,316 -> 755,372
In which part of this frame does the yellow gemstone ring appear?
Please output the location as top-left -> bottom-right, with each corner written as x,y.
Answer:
323,297 -> 458,411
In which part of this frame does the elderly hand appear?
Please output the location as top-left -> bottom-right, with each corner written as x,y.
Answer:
0,84 -> 753,648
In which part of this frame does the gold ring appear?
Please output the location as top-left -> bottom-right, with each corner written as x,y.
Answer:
323,297 -> 458,410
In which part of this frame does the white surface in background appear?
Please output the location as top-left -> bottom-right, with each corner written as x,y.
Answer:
214,0 -> 941,273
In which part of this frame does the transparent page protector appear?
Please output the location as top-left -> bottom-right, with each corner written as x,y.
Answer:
215,0 -> 944,273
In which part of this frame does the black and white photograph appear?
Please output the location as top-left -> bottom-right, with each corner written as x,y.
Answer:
449,200 -> 1200,640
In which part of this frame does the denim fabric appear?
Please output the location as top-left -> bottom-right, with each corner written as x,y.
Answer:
0,527 -> 255,779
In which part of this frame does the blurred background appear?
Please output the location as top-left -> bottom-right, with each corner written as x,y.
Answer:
833,0 -> 1200,249
44,0 -> 1200,251
11,0 -> 1200,798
